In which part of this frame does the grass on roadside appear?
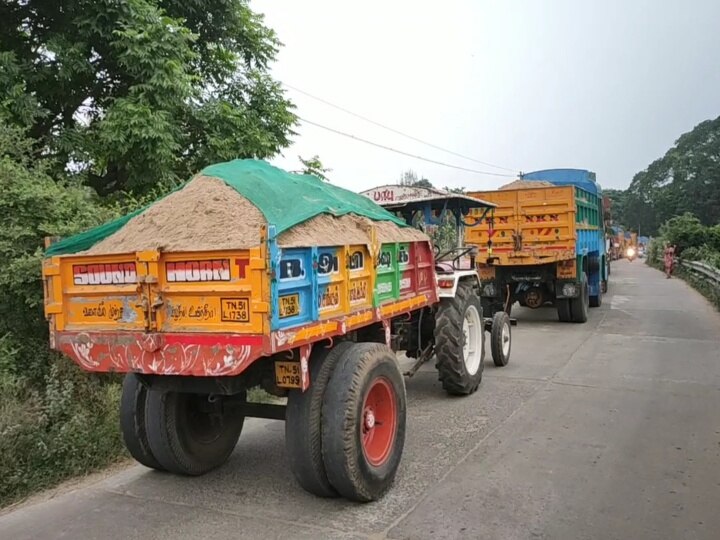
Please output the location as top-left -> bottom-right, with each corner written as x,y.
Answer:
0,357 -> 126,508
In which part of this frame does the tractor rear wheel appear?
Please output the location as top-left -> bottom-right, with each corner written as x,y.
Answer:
434,282 -> 485,395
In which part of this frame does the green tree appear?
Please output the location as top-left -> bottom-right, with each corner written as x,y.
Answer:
399,169 -> 433,189
603,188 -> 627,226
0,0 -> 296,196
659,213 -> 707,254
296,155 -> 331,182
0,123 -> 116,383
618,116 -> 720,234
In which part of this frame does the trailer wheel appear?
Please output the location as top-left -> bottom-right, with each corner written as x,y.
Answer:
321,343 -> 406,502
120,373 -> 164,471
557,299 -> 572,322
491,311 -> 511,367
145,390 -> 244,476
285,341 -> 353,497
435,282 -> 485,395
589,286 -> 603,308
570,273 -> 589,323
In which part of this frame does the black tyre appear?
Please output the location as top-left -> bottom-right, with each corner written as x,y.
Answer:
589,282 -> 603,308
570,273 -> 589,323
434,282 -> 485,395
285,341 -> 354,497
588,255 -> 601,274
145,390 -> 245,475
601,279 -> 608,294
557,298 -> 572,322
490,311 -> 511,367
321,343 -> 406,502
120,373 -> 164,471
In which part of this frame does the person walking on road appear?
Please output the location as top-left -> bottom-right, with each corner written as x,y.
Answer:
664,244 -> 676,278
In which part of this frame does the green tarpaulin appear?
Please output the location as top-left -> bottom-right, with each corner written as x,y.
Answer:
45,159 -> 407,257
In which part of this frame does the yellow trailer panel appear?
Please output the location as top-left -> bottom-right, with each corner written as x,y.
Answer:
466,185 -> 577,266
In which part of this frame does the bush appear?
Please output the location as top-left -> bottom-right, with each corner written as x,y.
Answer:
659,212 -> 708,255
646,237 -> 664,268
0,123 -> 128,507
0,358 -> 124,507
681,245 -> 720,268
648,214 -> 720,311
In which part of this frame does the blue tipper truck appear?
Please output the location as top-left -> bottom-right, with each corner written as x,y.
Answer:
467,168 -> 609,323
519,168 -> 609,308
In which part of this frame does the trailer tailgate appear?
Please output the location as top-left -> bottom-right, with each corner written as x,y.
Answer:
43,248 -> 268,335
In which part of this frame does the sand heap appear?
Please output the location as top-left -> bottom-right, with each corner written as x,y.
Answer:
499,179 -> 554,190
83,175 -> 426,255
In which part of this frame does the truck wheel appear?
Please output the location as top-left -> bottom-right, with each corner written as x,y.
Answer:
491,311 -> 511,367
557,299 -> 572,322
601,279 -> 608,294
589,287 -> 603,307
434,282 -> 485,395
321,343 -> 406,502
570,274 -> 589,323
120,373 -> 164,471
145,389 -> 245,475
285,341 -> 353,498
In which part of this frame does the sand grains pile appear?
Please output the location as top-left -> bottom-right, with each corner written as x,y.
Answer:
83,175 -> 426,255
499,179 -> 555,190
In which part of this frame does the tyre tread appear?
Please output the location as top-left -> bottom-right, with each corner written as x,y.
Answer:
434,282 -> 484,395
321,343 -> 406,502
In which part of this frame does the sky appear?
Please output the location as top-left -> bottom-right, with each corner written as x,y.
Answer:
251,0 -> 720,192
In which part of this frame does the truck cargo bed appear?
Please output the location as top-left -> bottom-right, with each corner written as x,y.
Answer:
43,237 -> 437,378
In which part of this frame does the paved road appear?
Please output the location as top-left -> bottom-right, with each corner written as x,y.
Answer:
2,260 -> 720,540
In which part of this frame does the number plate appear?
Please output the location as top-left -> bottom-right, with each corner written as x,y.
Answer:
275,361 -> 302,388
279,293 -> 300,318
220,298 -> 250,322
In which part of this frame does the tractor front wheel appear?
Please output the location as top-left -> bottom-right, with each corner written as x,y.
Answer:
490,311 -> 511,367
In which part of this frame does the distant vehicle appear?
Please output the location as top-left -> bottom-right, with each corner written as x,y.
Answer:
466,168 -> 609,323
626,246 -> 637,261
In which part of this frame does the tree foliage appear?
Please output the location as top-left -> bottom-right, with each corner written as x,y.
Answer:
0,122 -> 127,506
296,155 -> 331,182
0,0 -> 296,195
0,123 -> 118,381
607,116 -> 720,234
399,169 -> 432,189
0,0 -> 297,506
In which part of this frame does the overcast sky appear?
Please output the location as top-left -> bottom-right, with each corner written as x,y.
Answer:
251,0 -> 720,192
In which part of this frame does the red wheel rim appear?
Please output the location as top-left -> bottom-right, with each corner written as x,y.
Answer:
361,377 -> 397,467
